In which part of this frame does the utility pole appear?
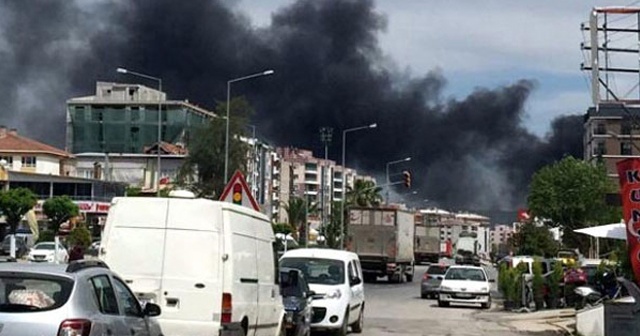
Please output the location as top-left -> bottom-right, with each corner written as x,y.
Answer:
320,127 -> 333,235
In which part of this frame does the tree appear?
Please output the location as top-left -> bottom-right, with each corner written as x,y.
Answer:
272,222 -> 294,235
178,96 -> 252,198
43,196 -> 79,234
0,188 -> 37,235
321,201 -> 348,249
347,179 -> 383,207
528,156 -> 619,253
282,197 -> 318,246
510,222 -> 559,258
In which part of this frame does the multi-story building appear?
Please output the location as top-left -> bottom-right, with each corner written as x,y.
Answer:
420,207 -> 491,256
490,224 -> 516,254
0,127 -> 126,237
273,147 -> 373,230
583,103 -> 640,180
66,82 -> 217,190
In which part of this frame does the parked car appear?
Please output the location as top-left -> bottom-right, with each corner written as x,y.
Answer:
27,242 -> 69,263
421,264 -> 449,299
0,259 -> 162,335
438,265 -> 493,309
280,248 -> 365,336
1,235 -> 29,258
99,193 -> 286,336
280,267 -> 314,336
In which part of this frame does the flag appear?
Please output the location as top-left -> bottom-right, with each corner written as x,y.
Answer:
616,158 -> 640,285
26,209 -> 38,242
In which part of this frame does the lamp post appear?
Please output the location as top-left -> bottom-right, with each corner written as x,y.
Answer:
117,67 -> 163,196
385,157 -> 411,204
339,123 -> 377,249
225,70 -> 275,183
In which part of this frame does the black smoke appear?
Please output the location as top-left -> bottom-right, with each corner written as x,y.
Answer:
0,0 -> 584,213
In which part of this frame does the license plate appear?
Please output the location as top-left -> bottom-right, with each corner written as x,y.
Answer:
457,293 -> 472,298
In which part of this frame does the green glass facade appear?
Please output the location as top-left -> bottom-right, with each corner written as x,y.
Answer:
67,103 -> 210,154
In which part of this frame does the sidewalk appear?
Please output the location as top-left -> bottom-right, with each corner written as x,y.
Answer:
476,306 -> 575,335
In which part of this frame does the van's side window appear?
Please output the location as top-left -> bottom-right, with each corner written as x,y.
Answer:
272,241 -> 279,284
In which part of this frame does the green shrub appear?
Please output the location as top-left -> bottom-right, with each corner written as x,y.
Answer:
532,261 -> 545,308
548,262 -> 564,304
36,230 -> 56,243
67,223 -> 92,248
512,263 -> 528,306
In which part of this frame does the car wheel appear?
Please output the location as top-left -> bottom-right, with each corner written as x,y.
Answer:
421,293 -> 428,299
438,300 -> 449,308
351,307 -> 364,333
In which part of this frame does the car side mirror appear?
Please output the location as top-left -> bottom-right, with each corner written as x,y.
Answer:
488,279 -> 496,283
307,290 -> 316,299
350,276 -> 362,286
143,302 -> 161,317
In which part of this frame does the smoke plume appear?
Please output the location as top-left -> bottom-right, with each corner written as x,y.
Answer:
0,0 -> 584,214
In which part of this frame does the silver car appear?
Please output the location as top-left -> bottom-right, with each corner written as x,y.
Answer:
0,260 -> 162,336
420,264 -> 449,299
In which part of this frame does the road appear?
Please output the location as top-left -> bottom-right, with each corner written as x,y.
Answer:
351,264 -> 550,336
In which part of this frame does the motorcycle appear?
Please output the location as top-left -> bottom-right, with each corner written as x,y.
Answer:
574,270 -> 621,309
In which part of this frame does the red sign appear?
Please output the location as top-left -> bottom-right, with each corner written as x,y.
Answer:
617,158 -> 640,285
219,170 -> 260,211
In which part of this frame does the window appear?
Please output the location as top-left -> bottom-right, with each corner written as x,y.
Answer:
21,156 -> 36,168
622,121 -> 633,135
90,275 -> 119,315
0,156 -> 12,165
280,258 -> 345,285
595,123 -> 606,135
594,141 -> 606,156
0,274 -> 73,312
112,278 -> 142,317
621,142 -> 633,156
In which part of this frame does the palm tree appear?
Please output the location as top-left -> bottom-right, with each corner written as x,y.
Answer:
347,179 -> 383,207
282,196 -> 318,246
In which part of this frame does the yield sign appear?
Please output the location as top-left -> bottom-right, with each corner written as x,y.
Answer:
219,170 -> 260,212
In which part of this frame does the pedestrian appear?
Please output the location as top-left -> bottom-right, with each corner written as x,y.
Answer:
69,245 -> 84,262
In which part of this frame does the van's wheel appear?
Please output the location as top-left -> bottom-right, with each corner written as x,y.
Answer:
351,307 -> 364,333
335,311 -> 349,336
406,267 -> 414,282
363,274 -> 376,283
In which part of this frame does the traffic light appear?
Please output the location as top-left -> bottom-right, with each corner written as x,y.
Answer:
402,170 -> 411,188
232,183 -> 242,205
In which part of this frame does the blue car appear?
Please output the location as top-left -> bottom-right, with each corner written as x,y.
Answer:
280,268 -> 314,336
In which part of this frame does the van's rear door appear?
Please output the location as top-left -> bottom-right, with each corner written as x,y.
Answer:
100,198 -> 169,303
160,199 -> 223,324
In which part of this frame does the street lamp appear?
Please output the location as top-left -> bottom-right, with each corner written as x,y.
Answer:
339,122 -> 377,249
385,157 -> 411,203
225,70 -> 275,183
117,67 -> 163,196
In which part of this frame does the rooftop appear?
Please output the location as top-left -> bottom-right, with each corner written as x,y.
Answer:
0,127 -> 71,158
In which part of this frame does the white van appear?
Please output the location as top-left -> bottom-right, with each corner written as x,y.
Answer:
279,248 -> 365,335
99,195 -> 284,336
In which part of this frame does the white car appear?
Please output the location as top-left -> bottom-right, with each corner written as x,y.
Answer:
438,265 -> 493,309
27,242 -> 68,263
280,248 -> 365,336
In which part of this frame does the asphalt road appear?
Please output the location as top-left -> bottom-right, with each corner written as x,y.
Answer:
338,263 -> 543,336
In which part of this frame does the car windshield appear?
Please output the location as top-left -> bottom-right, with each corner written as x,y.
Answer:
280,258 -> 345,285
427,266 -> 448,275
34,243 -> 56,251
0,274 -> 73,312
445,268 -> 486,281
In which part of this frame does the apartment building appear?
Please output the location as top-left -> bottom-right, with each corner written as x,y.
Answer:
490,224 -> 516,253
584,103 -> 640,180
0,126 -> 74,176
273,147 -> 373,230
421,207 -> 491,256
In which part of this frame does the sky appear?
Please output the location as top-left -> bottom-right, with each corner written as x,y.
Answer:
238,0 -> 640,136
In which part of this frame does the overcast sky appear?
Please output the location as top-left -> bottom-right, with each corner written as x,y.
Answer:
236,0 -> 640,136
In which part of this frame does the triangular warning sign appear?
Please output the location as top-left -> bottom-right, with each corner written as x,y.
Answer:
219,170 -> 260,211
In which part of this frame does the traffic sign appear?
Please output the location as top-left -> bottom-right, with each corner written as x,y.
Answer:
219,170 -> 260,211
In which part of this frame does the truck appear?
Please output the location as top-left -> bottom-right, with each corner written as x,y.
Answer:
454,231 -> 481,266
347,207 -> 415,283
414,222 -> 440,264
